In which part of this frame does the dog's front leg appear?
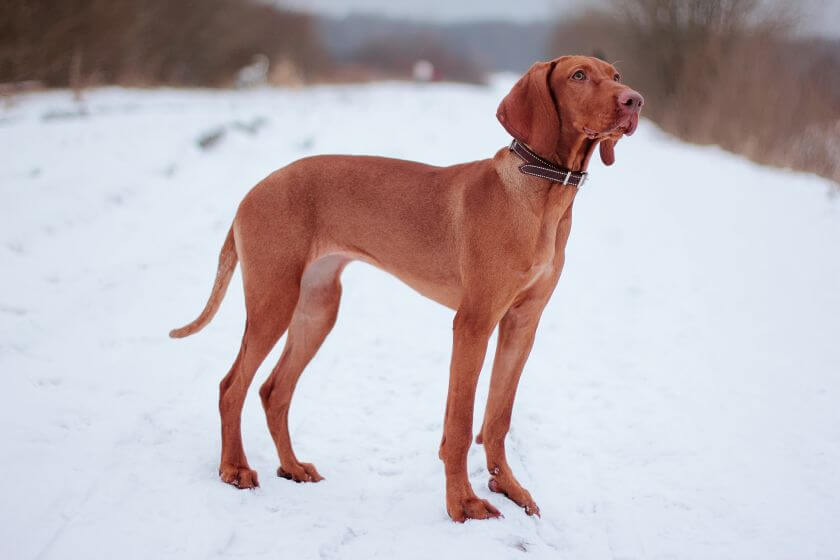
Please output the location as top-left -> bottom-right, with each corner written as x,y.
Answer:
439,309 -> 502,522
476,294 -> 549,517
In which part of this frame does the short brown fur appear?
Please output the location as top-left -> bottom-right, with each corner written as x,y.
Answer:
171,55 -> 643,521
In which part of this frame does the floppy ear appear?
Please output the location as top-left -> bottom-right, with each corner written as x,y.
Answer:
496,61 -> 560,159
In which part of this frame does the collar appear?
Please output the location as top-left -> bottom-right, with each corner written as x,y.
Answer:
508,139 -> 588,187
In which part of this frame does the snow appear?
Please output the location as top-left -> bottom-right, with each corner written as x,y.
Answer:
2,77 -> 839,559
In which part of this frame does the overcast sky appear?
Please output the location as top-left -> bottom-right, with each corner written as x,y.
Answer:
281,0 -> 574,22
280,0 -> 840,37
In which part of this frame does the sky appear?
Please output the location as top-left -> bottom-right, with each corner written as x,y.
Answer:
280,0 -> 840,37
281,0 -> 587,22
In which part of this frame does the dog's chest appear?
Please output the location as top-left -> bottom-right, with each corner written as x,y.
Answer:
523,235 -> 558,286
521,193 -> 575,287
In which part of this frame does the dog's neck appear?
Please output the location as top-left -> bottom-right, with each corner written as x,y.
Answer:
554,132 -> 597,172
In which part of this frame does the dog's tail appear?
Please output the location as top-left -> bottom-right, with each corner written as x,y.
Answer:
169,226 -> 238,339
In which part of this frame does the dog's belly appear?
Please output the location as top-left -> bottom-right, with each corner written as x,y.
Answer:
308,248 -> 462,310
375,264 -> 462,310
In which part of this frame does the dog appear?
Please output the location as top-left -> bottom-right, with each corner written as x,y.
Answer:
170,55 -> 643,522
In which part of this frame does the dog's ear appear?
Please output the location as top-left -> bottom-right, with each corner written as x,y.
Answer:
497,60 -> 559,158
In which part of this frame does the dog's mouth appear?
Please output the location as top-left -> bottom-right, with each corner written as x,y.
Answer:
585,112 -> 640,166
583,112 -> 639,140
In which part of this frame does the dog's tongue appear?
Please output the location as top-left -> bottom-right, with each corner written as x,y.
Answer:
599,139 -> 615,166
627,112 -> 639,136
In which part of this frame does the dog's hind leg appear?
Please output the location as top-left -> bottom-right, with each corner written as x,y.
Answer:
218,266 -> 301,489
259,255 -> 348,483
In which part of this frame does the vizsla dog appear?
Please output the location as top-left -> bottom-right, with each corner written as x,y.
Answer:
171,55 -> 643,521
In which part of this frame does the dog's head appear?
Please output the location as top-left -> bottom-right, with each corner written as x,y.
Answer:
497,55 -> 644,166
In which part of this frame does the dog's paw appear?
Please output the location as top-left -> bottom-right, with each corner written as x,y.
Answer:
446,492 -> 502,522
488,472 -> 539,517
277,462 -> 324,483
219,464 -> 259,489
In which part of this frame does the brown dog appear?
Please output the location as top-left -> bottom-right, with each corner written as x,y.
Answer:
171,55 -> 643,522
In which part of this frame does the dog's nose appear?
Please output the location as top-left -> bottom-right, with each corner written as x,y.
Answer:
617,90 -> 644,114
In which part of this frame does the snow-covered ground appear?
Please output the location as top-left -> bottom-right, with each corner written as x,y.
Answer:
2,78 -> 839,560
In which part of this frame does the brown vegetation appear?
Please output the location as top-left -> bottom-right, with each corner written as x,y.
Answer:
0,0 -> 329,89
550,0 -> 840,184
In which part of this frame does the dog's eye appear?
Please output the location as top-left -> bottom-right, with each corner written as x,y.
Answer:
614,73 -> 621,82
572,70 -> 586,81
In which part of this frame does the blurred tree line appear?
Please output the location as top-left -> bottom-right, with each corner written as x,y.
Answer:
550,0 -> 840,183
0,0 -> 488,88
0,0 -> 329,88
